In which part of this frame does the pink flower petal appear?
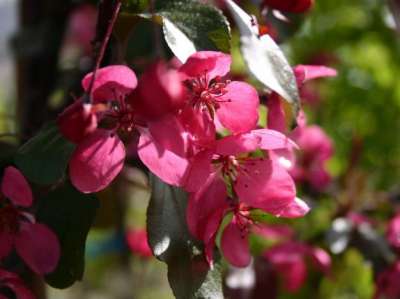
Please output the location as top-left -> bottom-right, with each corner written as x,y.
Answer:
0,232 -> 13,260
221,218 -> 251,267
267,92 -> 286,133
308,247 -> 331,274
137,132 -> 189,186
273,197 -> 310,218
252,224 -> 294,240
0,269 -> 35,299
265,242 -> 308,292
15,222 -> 60,275
235,159 -> 296,215
184,150 -> 214,192
69,129 -> 126,193
6,282 -> 35,299
215,133 -> 261,156
217,81 -> 259,134
179,51 -> 231,79
294,64 -> 337,85
186,173 -> 227,240
82,65 -> 137,102
57,101 -> 97,144
179,107 -> 216,150
1,166 -> 33,207
251,129 -> 298,150
134,61 -> 186,119
147,116 -> 187,157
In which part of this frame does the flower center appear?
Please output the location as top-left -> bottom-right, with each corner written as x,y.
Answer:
184,74 -> 231,118
102,89 -> 138,135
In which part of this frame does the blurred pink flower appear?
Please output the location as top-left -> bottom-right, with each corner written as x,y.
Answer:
290,123 -> 334,190
263,0 -> 314,13
0,166 -> 60,275
374,261 -> 400,299
386,214 -> 400,250
264,241 -> 331,293
126,229 -> 152,259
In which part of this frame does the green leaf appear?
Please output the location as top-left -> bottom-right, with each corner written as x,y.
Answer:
157,1 -> 230,54
123,0 -> 231,62
122,0 -> 149,13
36,182 -> 99,289
14,122 -> 75,185
224,0 -> 300,113
147,175 -> 224,299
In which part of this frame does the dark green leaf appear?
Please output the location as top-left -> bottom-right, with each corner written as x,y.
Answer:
147,175 -> 224,299
122,0 -> 149,13
36,182 -> 99,289
14,122 -> 75,185
156,1 -> 231,54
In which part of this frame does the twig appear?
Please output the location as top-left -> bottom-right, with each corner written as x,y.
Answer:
86,0 -> 122,102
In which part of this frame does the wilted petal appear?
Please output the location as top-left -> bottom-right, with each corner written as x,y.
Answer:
1,166 -> 33,207
235,159 -> 296,214
138,132 -> 189,186
82,65 -> 138,102
221,218 -> 251,267
217,81 -> 259,134
69,129 -> 126,193
0,232 -> 13,260
179,51 -> 231,79
15,222 -> 60,275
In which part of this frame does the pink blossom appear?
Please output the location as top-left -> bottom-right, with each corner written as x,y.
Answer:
62,65 -> 138,193
290,124 -> 334,190
132,60 -> 186,120
0,268 -> 35,299
179,51 -> 259,134
0,167 -> 60,275
264,241 -> 331,293
386,214 -> 400,251
374,261 -> 400,299
263,0 -> 314,13
64,4 -> 97,54
185,131 -> 310,267
126,229 -> 152,259
267,65 -> 336,190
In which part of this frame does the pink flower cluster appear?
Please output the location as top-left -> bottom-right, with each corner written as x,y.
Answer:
0,166 -> 60,298
58,51 -> 313,267
267,65 -> 336,191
